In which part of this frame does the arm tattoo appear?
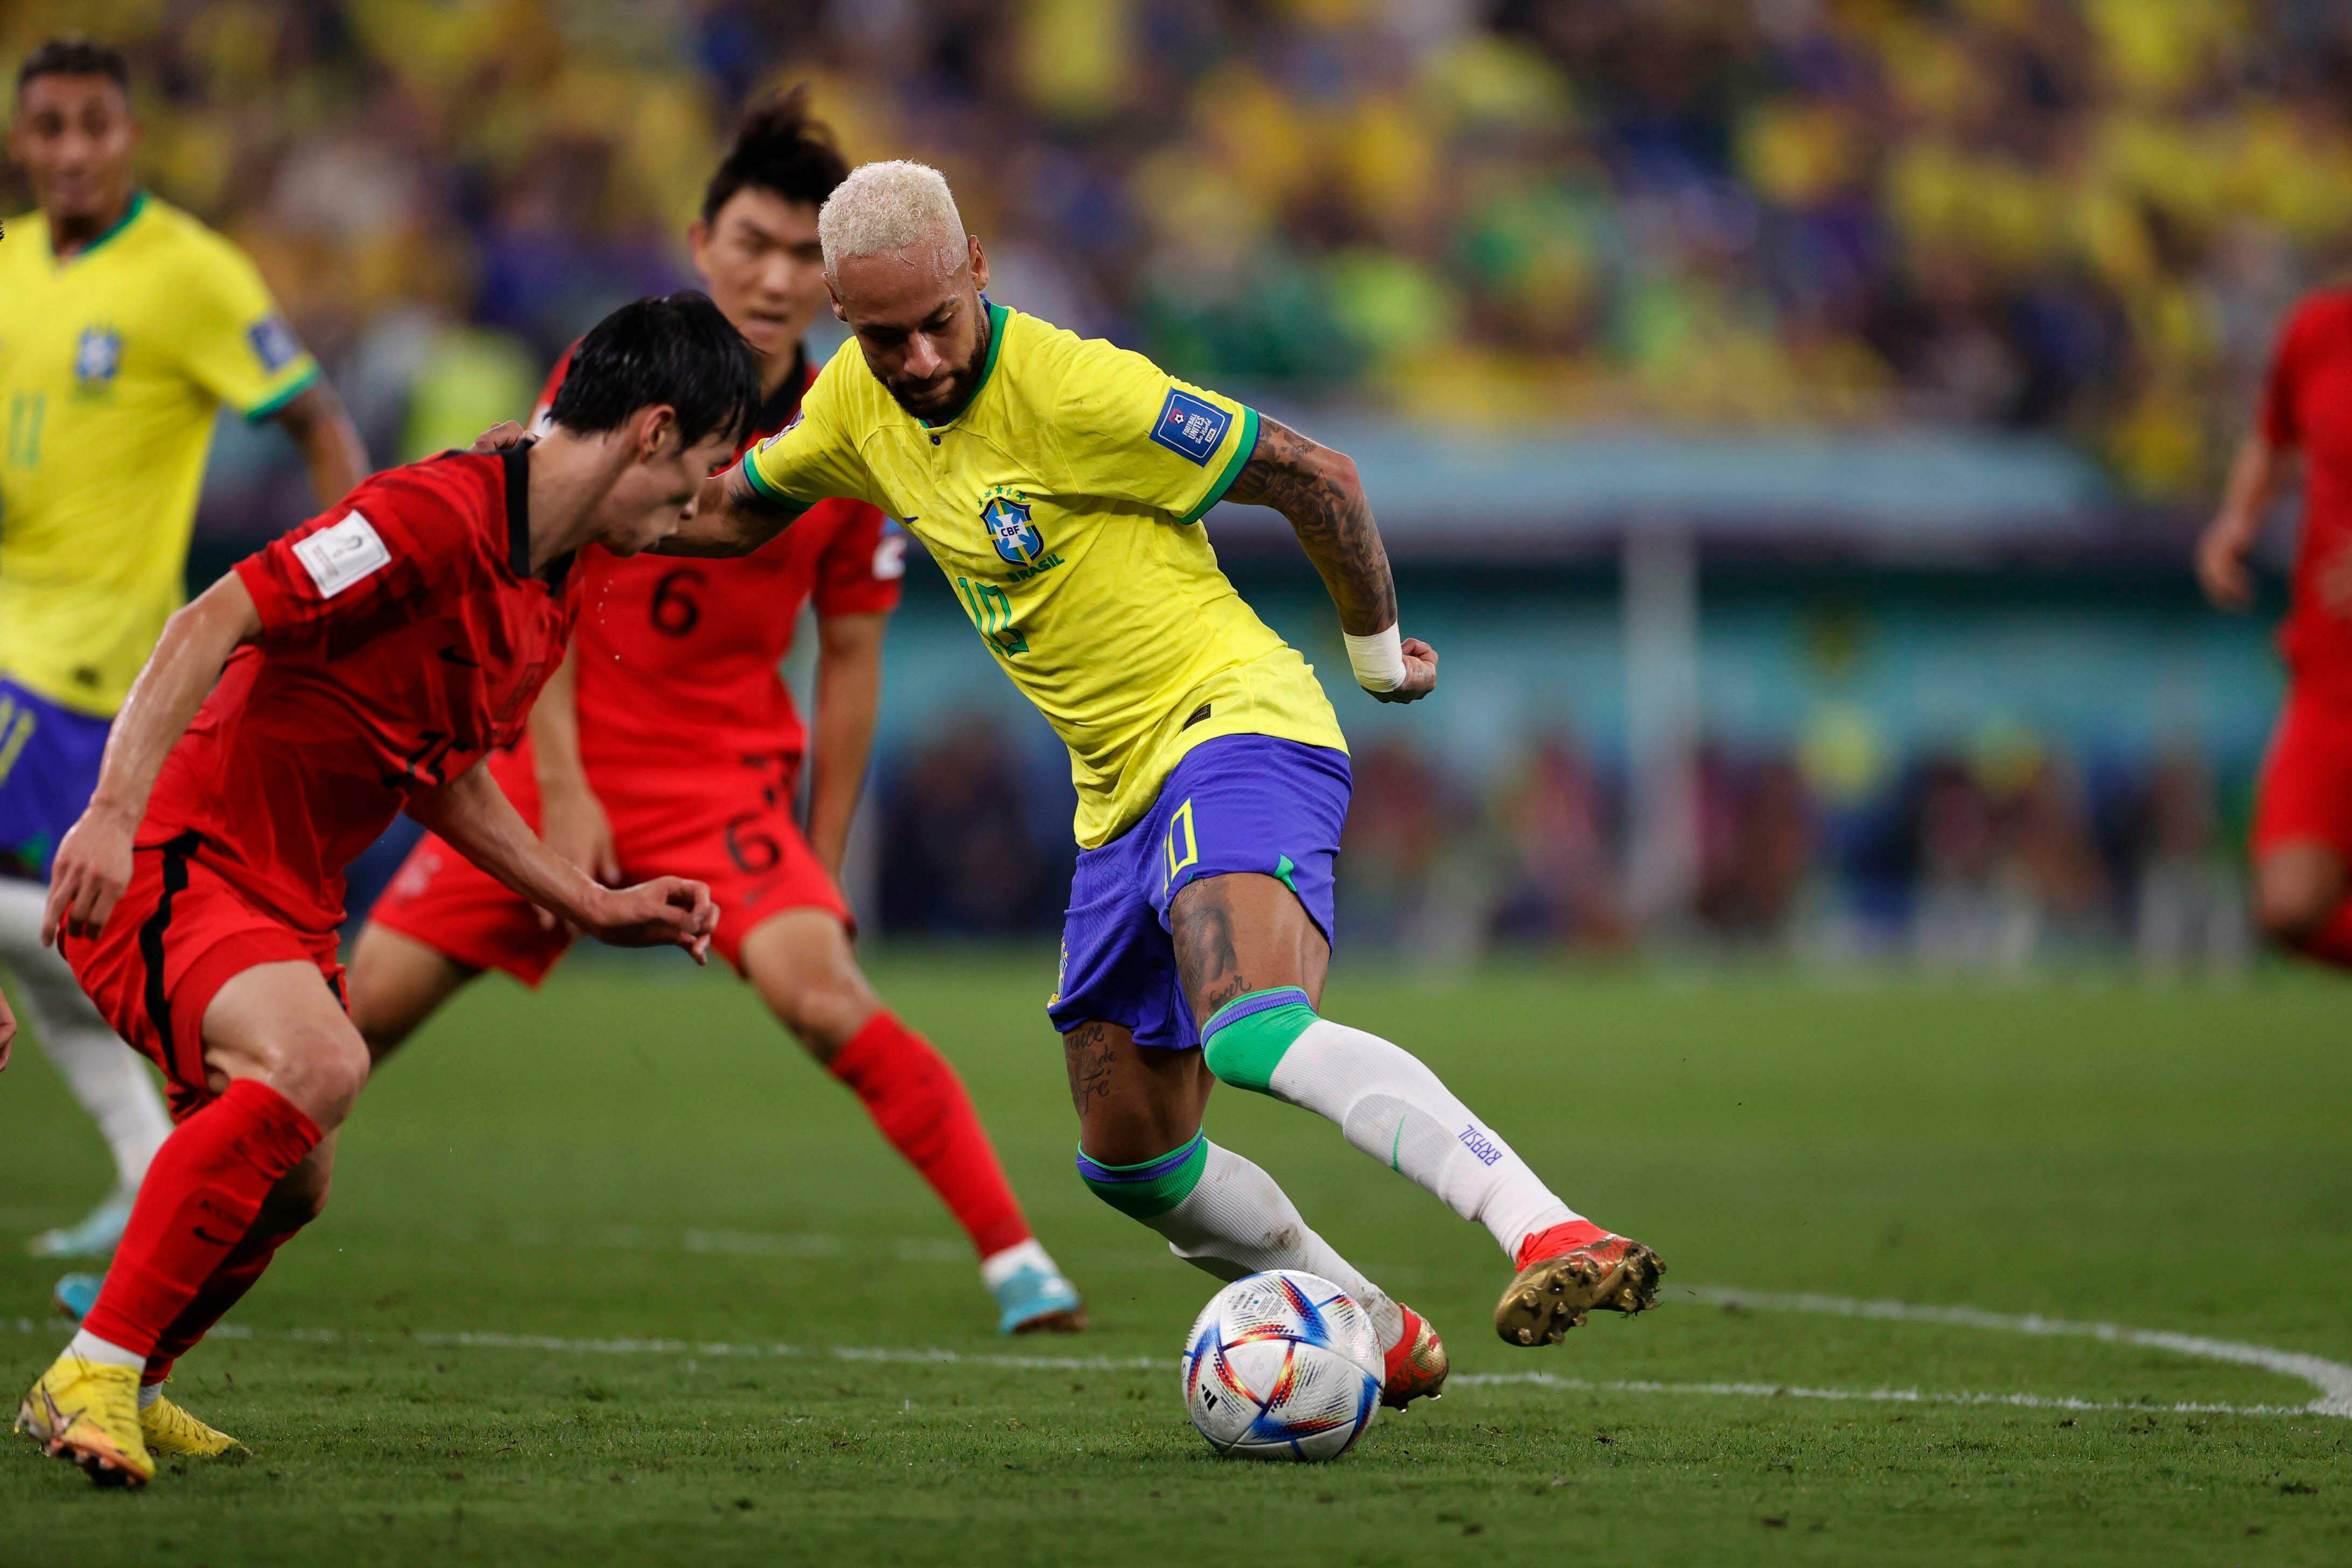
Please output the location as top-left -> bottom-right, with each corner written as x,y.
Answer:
1223,416 -> 1396,634
1172,880 -> 1251,1021
1063,1021 -> 1119,1115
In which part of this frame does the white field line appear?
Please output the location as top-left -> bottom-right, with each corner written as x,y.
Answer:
9,1274 -> 2349,1420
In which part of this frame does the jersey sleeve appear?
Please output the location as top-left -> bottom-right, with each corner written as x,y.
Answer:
813,504 -> 907,618
2261,298 -> 2332,451
740,345 -> 877,510
233,468 -> 478,648
530,343 -> 578,430
173,233 -> 322,424
1051,335 -> 1259,524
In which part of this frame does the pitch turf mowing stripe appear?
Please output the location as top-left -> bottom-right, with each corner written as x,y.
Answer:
11,1277 -> 2349,1419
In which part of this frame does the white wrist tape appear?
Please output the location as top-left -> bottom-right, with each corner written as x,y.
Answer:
1343,624 -> 1406,692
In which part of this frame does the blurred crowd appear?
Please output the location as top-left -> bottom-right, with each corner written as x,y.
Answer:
9,0 -> 2352,505
874,717 -> 2254,975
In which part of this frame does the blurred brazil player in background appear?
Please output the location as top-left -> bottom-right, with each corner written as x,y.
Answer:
470,160 -> 1669,1412
17,295 -> 740,1488
1,37 -> 368,1261
341,93 -> 1083,1335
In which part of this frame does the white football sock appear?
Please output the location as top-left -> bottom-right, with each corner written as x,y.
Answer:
1266,1018 -> 1577,1259
137,1381 -> 164,1411
978,1237 -> 1060,1290
1143,1140 -> 1404,1351
0,878 -> 173,1188
0,879 -> 173,1185
65,1329 -> 143,1371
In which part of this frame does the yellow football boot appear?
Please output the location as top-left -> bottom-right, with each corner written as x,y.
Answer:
15,1354 -> 154,1487
142,1384 -> 247,1460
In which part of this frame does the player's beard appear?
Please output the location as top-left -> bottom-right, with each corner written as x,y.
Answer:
886,307 -> 990,425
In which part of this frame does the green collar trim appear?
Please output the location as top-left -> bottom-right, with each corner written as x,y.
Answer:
52,189 -> 147,264
920,299 -> 1009,429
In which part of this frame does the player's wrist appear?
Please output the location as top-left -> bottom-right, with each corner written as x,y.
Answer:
1343,623 -> 1406,692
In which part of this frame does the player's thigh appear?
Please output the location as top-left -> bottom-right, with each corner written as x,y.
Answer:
1167,872 -> 1331,1027
344,921 -> 480,1063
199,960 -> 373,1128
737,907 -> 878,1060
1065,1017 -> 1216,1162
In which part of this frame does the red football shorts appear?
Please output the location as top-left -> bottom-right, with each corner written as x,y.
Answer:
61,831 -> 346,1122
2253,677 -> 2352,861
369,754 -> 851,983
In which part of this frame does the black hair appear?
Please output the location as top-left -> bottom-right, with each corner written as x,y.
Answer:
16,37 -> 130,97
699,85 -> 849,226
547,291 -> 763,452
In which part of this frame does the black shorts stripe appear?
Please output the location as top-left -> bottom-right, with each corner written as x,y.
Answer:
136,831 -> 204,1066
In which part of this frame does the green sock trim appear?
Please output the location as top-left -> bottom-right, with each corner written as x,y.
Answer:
1076,1132 -> 1208,1220
1199,987 -> 1319,1095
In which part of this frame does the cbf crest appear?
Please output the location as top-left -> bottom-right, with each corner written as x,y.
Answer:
981,494 -> 1044,566
74,326 -> 123,388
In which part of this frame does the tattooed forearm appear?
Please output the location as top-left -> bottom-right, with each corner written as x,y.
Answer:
1063,1021 -> 1119,1114
1223,417 -> 1396,635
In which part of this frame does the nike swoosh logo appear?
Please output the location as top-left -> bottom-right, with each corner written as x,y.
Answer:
438,646 -> 481,668
192,1227 -> 241,1245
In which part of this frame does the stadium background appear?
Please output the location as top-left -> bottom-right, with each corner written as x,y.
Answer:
6,0 -> 2341,971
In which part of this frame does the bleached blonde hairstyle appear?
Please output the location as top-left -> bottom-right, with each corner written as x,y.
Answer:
818,160 -> 968,280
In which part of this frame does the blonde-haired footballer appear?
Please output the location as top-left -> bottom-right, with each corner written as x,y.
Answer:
467,158 -> 1668,1408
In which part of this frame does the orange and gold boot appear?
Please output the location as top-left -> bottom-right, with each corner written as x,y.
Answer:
1495,1222 -> 1664,1347
1381,1305 -> 1449,1409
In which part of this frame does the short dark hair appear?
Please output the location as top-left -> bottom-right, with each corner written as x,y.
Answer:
17,37 -> 130,97
699,86 -> 849,226
548,291 -> 762,452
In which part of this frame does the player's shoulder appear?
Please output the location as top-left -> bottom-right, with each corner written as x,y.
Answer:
124,195 -> 258,281
353,449 -> 509,551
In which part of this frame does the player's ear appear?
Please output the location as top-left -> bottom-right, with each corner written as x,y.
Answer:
636,404 -> 680,461
687,218 -> 711,265
969,235 -> 989,293
827,278 -> 846,322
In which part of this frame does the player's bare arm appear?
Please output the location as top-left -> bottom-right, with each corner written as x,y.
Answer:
1223,416 -> 1438,704
648,465 -> 805,558
406,760 -> 717,963
274,379 -> 369,510
807,611 -> 887,878
43,575 -> 264,944
524,645 -> 620,906
2199,431 -> 2293,612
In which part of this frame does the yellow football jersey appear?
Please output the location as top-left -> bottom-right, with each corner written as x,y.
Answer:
0,193 -> 320,715
745,302 -> 1346,848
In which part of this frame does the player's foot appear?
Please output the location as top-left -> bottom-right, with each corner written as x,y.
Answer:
53,1272 -> 103,1323
1380,1304 -> 1448,1410
26,1189 -> 134,1259
1494,1221 -> 1664,1348
15,1354 -> 154,1487
984,1242 -> 1088,1334
141,1383 -> 247,1460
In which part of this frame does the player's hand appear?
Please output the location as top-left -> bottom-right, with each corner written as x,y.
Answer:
1370,638 -> 1439,704
43,803 -> 138,946
468,420 -> 530,454
2196,518 -> 2257,612
536,780 -> 620,932
582,876 -> 718,964
0,986 -> 15,1072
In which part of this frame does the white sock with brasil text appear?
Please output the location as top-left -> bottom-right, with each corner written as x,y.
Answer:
1199,988 -> 1578,1259
1076,1134 -> 1404,1350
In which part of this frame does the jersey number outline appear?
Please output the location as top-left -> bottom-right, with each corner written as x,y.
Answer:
5,393 -> 43,467
649,569 -> 707,638
955,576 -> 1028,656
1163,799 -> 1198,895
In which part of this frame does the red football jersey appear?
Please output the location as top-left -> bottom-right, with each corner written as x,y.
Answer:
534,346 -> 903,771
2262,289 -> 2352,682
144,448 -> 580,935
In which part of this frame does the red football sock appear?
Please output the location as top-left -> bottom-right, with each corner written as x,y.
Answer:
81,1079 -> 321,1360
140,1208 -> 311,1387
827,1010 -> 1031,1261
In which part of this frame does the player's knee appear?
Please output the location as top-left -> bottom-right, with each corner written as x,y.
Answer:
2253,855 -> 2343,947
247,1026 -> 372,1126
770,975 -> 876,1060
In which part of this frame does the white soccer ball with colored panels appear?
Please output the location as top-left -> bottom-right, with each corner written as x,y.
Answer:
1180,1270 -> 1382,1461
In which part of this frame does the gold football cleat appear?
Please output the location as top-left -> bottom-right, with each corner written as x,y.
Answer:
15,1354 -> 154,1487
1495,1230 -> 1664,1348
1381,1305 -> 1450,1409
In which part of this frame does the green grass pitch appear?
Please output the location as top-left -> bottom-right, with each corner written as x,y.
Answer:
3,954 -> 2349,1564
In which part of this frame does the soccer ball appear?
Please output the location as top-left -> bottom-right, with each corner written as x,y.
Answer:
1180,1270 -> 1382,1461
